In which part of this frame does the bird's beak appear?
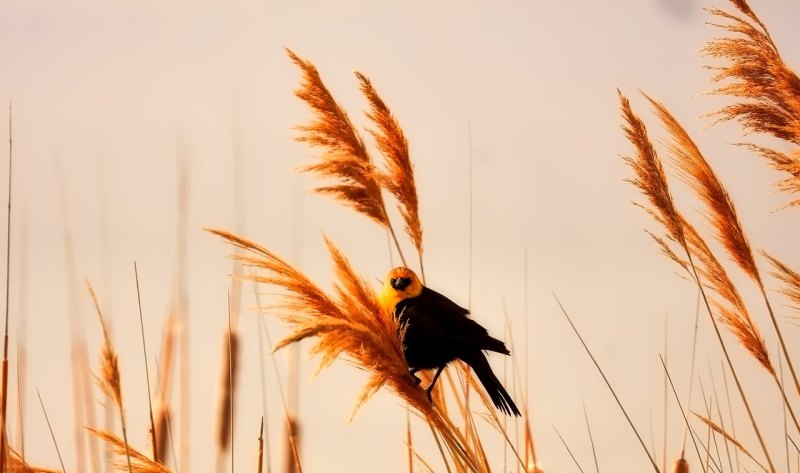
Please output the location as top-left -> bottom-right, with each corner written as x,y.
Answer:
391,277 -> 410,290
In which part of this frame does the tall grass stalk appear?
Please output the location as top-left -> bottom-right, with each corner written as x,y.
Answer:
134,262 -> 158,461
0,101 -> 12,473
37,389 -> 67,473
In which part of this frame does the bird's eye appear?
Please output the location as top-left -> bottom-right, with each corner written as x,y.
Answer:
390,278 -> 398,285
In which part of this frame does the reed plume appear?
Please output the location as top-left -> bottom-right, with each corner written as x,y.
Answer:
287,51 -> 388,223
215,328 -> 239,464
704,0 -> 800,207
619,91 -> 685,248
763,252 -> 800,310
692,412 -> 766,472
154,316 -> 177,464
86,280 -> 133,473
208,228 -> 496,471
356,72 -> 424,275
88,428 -> 171,473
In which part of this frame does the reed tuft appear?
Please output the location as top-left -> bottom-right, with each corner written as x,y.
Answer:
286,49 -> 389,228
88,428 -> 171,473
644,94 -> 760,284
762,251 -> 800,310
703,0 -> 800,207
692,412 -> 766,471
216,328 -> 239,453
356,72 -> 424,264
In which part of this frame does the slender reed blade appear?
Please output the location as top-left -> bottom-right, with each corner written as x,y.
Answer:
554,294 -> 660,472
553,426 -> 585,473
37,389 -> 67,473
134,263 -> 158,462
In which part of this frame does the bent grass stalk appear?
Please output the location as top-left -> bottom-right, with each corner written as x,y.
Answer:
554,294 -> 660,472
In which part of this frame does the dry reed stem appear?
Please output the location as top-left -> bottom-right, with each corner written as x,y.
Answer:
257,417 -> 264,473
287,49 -> 389,228
356,72 -> 424,273
282,416 -> 300,473
209,228 -> 488,471
1,102 -> 13,473
692,413 -> 768,472
88,428 -> 171,473
553,427 -> 585,473
215,328 -> 239,455
703,1 -> 800,206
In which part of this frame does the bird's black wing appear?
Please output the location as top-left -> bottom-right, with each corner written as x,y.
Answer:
417,286 -> 509,355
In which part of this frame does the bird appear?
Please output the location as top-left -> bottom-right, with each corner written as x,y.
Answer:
379,266 -> 520,416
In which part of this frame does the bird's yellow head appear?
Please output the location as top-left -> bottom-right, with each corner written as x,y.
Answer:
379,267 -> 423,311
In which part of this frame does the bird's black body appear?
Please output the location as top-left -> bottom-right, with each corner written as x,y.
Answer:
395,286 -> 520,416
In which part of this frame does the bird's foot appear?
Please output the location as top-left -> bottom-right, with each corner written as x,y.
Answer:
425,385 -> 435,405
408,369 -> 422,386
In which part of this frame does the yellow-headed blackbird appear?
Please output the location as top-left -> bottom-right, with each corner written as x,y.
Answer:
380,267 -> 520,416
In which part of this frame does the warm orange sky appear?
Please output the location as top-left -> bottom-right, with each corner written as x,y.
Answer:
1,0 -> 800,472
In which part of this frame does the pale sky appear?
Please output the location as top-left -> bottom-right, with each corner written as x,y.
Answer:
1,0 -> 800,472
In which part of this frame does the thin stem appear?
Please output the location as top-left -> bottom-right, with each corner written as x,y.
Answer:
37,389 -> 67,473
385,220 -> 407,267
583,401 -> 600,473
134,262 -> 158,461
554,294 -> 661,473
721,361 -> 741,473
251,277 -> 302,473
257,417 -> 264,473
681,289 -> 701,457
761,290 -> 800,397
662,311 -> 668,472
0,101 -> 13,473
228,293 -> 235,473
661,355 -> 705,469
553,426 -> 586,473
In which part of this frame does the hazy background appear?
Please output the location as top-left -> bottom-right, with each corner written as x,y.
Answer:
1,0 -> 800,471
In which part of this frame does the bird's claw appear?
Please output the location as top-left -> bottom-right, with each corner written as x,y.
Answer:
425,386 -> 435,405
408,370 -> 422,386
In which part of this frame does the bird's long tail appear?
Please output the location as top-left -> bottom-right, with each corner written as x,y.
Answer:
463,351 -> 520,417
